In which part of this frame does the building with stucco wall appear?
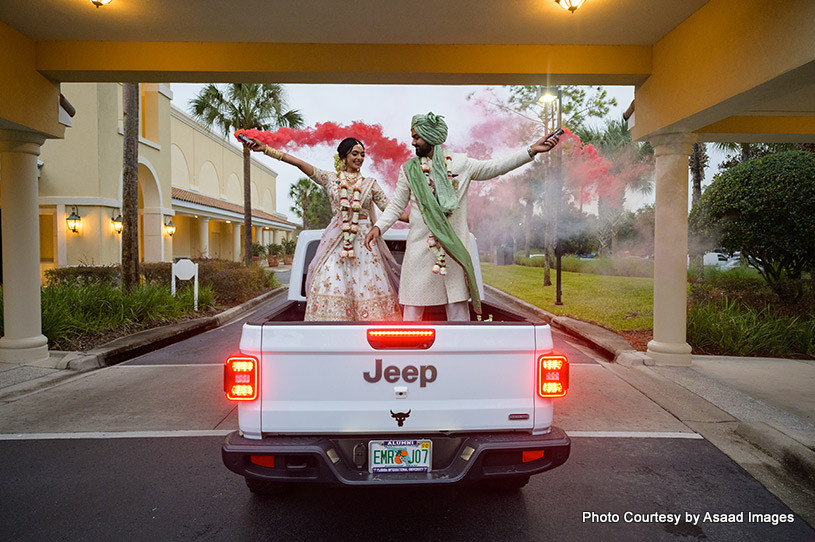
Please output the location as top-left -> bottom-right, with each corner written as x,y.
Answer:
36,82 -> 296,278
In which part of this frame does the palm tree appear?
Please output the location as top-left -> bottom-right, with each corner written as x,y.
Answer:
575,119 -> 654,255
121,83 -> 140,291
189,84 -> 303,266
288,177 -> 321,229
688,142 -> 709,274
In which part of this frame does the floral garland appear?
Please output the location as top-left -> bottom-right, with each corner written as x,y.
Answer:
421,152 -> 454,275
338,171 -> 363,258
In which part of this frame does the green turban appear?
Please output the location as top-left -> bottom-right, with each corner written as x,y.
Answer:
411,112 -> 458,214
411,112 -> 448,146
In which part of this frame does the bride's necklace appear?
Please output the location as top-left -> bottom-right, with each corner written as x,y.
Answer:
338,170 -> 364,258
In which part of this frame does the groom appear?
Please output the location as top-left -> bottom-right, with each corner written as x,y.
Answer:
365,112 -> 560,321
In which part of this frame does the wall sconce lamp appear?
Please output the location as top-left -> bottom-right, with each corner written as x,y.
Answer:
66,206 -> 82,234
89,0 -> 113,8
112,212 -> 123,234
165,218 -> 176,237
555,0 -> 585,13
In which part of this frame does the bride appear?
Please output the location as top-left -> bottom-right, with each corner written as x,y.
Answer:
243,135 -> 405,321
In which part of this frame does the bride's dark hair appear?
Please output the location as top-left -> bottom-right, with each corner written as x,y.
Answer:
337,137 -> 364,159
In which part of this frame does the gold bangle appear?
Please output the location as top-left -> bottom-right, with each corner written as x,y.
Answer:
264,147 -> 284,160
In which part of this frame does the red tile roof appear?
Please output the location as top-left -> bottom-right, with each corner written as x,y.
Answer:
171,187 -> 298,228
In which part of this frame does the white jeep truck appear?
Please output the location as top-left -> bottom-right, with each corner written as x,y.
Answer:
222,229 -> 570,493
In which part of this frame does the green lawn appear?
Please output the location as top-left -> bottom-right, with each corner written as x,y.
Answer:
481,263 -> 654,332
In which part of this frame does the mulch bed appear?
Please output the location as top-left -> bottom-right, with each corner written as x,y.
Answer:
619,329 -> 652,352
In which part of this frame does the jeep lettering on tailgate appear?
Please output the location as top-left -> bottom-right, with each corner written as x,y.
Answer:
363,359 -> 437,387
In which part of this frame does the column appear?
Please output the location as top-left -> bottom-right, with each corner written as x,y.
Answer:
232,223 -> 241,262
198,217 -> 210,258
0,130 -> 49,364
646,132 -> 697,366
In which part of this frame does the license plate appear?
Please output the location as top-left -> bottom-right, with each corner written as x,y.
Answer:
368,439 -> 432,473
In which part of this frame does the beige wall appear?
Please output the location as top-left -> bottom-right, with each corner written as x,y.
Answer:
30,84 -> 290,275
169,108 -> 279,215
37,82 -> 174,270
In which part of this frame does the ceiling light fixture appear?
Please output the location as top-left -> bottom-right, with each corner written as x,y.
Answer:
89,0 -> 113,8
555,0 -> 585,13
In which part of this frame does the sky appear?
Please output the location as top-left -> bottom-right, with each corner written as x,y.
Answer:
170,83 -> 724,223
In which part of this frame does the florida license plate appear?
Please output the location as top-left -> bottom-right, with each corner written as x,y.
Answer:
368,439 -> 432,473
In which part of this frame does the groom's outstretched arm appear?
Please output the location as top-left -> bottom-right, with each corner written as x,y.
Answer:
468,131 -> 560,181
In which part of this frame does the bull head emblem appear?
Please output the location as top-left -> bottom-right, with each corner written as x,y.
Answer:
390,410 -> 411,427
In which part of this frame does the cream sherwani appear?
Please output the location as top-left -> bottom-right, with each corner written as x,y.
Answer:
375,149 -> 533,307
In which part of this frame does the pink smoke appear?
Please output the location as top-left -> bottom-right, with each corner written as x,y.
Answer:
237,123 -> 412,188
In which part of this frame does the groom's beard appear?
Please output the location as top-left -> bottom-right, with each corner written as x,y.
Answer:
414,142 -> 433,157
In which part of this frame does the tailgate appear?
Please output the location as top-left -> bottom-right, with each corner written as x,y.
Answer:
255,322 -> 554,434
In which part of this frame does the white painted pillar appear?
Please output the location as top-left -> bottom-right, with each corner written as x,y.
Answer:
198,217 -> 210,258
232,223 -> 241,262
646,132 -> 697,366
0,130 -> 50,364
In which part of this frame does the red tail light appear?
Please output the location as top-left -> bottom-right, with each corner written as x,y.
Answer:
367,328 -> 435,349
522,450 -> 545,463
224,356 -> 258,401
537,354 -> 568,398
250,455 -> 275,468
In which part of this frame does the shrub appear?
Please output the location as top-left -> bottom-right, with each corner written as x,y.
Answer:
43,259 -> 278,309
689,150 -> 815,301
44,265 -> 121,287
281,238 -> 297,255
5,283 -> 216,350
194,258 -> 277,304
266,243 -> 284,257
141,262 -> 172,285
252,243 -> 267,257
688,297 -> 815,358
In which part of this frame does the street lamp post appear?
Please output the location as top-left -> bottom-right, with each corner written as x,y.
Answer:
537,86 -> 565,305
554,87 -> 563,306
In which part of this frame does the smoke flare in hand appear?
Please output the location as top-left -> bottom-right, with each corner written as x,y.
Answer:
236,122 -> 413,188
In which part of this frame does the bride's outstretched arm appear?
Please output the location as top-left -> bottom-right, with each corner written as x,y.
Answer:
243,137 -> 314,178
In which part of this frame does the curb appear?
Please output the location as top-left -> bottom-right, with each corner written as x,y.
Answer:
735,421 -> 815,486
65,287 -> 287,372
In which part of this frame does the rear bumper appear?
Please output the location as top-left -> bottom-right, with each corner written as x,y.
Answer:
222,428 -> 570,486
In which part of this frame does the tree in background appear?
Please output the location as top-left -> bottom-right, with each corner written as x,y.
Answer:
574,119 -> 654,256
715,142 -> 814,170
121,83 -> 140,291
615,204 -> 655,258
288,177 -> 331,229
189,84 -> 303,266
688,142 -> 710,275
506,86 -> 616,270
470,86 -> 616,285
689,151 -> 815,301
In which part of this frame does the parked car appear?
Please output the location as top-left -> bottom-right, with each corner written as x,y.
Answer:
722,252 -> 742,270
703,252 -> 729,267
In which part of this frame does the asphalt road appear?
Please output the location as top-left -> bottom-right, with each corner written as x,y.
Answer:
2,435 -> 810,541
0,296 -> 812,541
